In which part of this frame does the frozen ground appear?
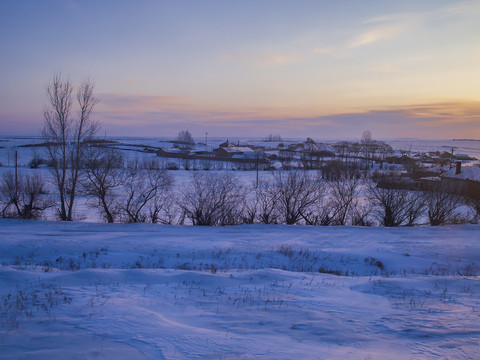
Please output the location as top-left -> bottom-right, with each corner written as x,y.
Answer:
1,220 -> 479,359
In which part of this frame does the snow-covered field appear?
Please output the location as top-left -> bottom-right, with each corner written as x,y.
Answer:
1,135 -> 480,358
2,136 -> 480,168
1,219 -> 479,359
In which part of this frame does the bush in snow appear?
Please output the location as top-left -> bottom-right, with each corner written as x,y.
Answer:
368,175 -> 425,227
0,171 -> 53,219
181,172 -> 246,226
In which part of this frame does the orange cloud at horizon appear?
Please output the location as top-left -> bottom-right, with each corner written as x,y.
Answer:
92,92 -> 480,139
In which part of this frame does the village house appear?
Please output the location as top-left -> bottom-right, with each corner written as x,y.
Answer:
213,146 -> 256,159
455,153 -> 475,161
440,163 -> 480,199
156,147 -> 188,158
219,140 -> 235,148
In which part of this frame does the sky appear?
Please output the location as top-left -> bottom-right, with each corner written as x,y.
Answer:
1,0 -> 480,140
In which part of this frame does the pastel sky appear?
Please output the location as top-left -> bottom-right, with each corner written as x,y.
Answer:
1,0 -> 480,139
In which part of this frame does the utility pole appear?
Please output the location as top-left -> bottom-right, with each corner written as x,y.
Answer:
255,152 -> 259,188
205,132 -> 208,146
451,146 -> 455,168
14,150 -> 18,197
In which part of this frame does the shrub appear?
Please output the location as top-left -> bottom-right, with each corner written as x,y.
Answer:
28,157 -> 45,169
181,172 -> 246,226
165,161 -> 179,170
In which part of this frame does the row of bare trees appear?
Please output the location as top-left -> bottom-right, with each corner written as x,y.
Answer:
369,175 -> 468,226
153,170 -> 471,226
278,132 -> 393,174
182,171 -> 470,227
1,164 -> 475,226
80,150 -> 174,223
332,131 -> 394,170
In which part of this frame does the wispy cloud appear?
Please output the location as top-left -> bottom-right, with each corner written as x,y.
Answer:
399,101 -> 480,123
348,24 -> 406,48
301,101 -> 480,139
313,18 -> 410,57
439,1 -> 480,18
98,93 -> 188,112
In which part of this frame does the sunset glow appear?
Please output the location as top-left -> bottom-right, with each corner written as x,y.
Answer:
1,0 -> 479,139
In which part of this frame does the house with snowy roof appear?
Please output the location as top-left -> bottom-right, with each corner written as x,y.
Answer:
440,163 -> 480,199
156,147 -> 188,158
214,146 -> 256,159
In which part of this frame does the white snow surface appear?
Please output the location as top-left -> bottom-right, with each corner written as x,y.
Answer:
1,220 -> 479,359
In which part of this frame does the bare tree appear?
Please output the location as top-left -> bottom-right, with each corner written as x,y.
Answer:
81,146 -> 125,223
176,130 -> 195,145
332,141 -> 350,163
376,141 -> 394,169
360,130 -> 374,169
264,134 -> 282,142
271,171 -> 324,225
328,177 -> 361,225
119,165 -> 173,223
321,160 -> 347,181
241,178 -> 279,224
351,201 -> 374,226
147,170 -> 176,224
368,176 -> 424,227
300,151 -> 321,170
181,157 -> 192,171
255,178 -> 279,224
149,190 -> 180,224
42,74 -> 99,221
0,172 -> 53,219
465,197 -> 480,222
181,172 -> 246,226
404,193 -> 426,226
279,150 -> 295,170
424,184 -> 463,226
241,191 -> 258,224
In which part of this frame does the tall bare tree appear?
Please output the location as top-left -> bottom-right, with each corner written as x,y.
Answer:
42,74 -> 99,221
361,130 -> 374,169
